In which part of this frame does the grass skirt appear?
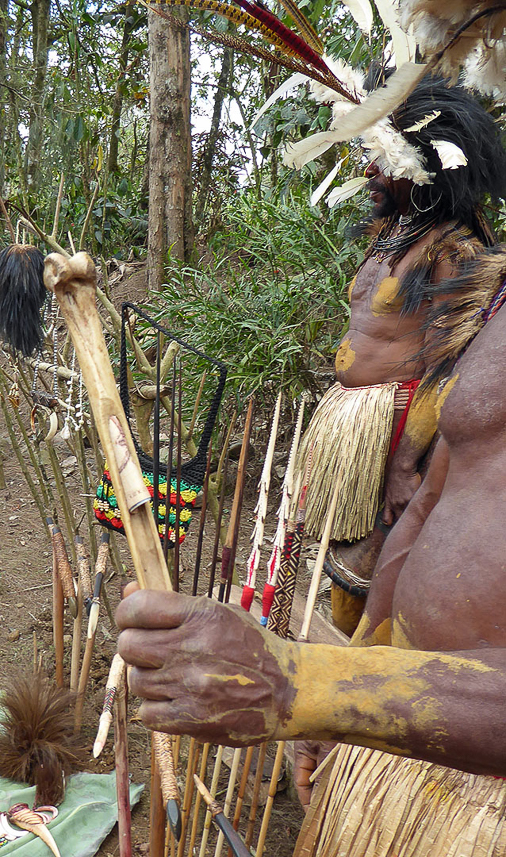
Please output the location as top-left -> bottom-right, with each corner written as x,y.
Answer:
294,744 -> 506,857
294,382 -> 397,542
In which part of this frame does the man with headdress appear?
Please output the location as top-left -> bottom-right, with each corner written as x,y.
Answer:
289,72 -> 506,636
116,239 -> 506,854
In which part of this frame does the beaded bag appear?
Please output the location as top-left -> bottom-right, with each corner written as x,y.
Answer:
94,303 -> 227,547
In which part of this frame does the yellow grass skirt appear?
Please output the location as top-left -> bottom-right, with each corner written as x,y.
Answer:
294,744 -> 506,857
294,382 -> 397,542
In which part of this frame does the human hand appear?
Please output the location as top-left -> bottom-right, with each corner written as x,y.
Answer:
382,466 -> 421,525
116,590 -> 298,746
293,740 -> 337,809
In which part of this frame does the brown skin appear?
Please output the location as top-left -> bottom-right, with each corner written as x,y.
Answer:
329,161 -> 455,628
116,301 -> 506,781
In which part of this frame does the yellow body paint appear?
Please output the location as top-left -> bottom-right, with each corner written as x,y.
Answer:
335,338 -> 356,373
404,386 -> 438,451
370,276 -> 402,316
392,616 -> 416,650
435,373 -> 459,422
207,673 -> 256,686
348,275 -> 357,301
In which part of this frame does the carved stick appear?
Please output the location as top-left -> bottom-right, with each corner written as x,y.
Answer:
115,673 -> 132,857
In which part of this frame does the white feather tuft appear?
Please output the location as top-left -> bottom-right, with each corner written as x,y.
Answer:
464,43 -> 506,99
309,56 -> 365,104
327,175 -> 369,207
362,118 -> 433,184
430,139 -> 468,169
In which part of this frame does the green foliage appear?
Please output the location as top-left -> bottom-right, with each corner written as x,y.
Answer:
145,192 -> 362,406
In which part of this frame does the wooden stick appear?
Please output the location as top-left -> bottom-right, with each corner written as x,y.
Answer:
48,520 -> 77,618
187,370 -> 207,443
174,360 -> 182,591
153,731 -> 182,841
298,476 -> 341,643
70,577 -> 83,692
44,252 -> 172,592
199,744 -> 224,857
114,673 -> 132,857
93,653 -> 126,758
52,527 -> 64,688
187,742 -> 211,855
150,739 -> 166,857
218,398 -> 254,603
192,440 -> 213,596
214,745 -> 242,857
74,531 -> 109,732
194,776 -> 253,857
255,741 -> 285,857
244,742 -> 267,848
208,449 -> 230,598
177,737 -> 200,857
231,745 -> 255,834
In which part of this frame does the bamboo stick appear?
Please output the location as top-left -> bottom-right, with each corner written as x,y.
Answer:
114,674 -> 132,857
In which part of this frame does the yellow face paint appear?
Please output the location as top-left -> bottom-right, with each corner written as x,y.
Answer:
435,373 -> 459,422
371,276 -> 401,316
335,338 -> 356,373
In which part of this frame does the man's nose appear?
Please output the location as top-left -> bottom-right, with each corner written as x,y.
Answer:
365,161 -> 379,178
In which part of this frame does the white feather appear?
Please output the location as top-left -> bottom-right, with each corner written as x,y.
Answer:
322,62 -> 429,143
251,73 -> 309,130
327,175 -> 369,207
310,56 -> 365,104
373,0 -> 416,64
362,118 -> 432,183
283,133 -> 339,169
430,139 -> 468,169
340,0 -> 374,33
404,110 -> 441,132
310,162 -> 341,206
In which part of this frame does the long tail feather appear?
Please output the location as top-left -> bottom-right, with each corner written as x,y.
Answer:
232,0 -> 328,69
275,0 -> 323,54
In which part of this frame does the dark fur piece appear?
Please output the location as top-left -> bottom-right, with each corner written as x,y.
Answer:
0,670 -> 85,807
419,245 -> 506,390
0,244 -> 46,356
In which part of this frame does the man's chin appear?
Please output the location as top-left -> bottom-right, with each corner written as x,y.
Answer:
371,198 -> 398,219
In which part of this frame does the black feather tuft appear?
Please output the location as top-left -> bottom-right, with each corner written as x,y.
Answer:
0,244 -> 46,356
0,670 -> 86,807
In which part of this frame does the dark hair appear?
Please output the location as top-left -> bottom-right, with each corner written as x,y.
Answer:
392,75 -> 506,243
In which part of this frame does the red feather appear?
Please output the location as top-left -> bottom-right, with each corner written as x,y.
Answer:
233,0 -> 328,70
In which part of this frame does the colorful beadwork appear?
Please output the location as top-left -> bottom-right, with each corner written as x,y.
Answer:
94,463 -> 200,545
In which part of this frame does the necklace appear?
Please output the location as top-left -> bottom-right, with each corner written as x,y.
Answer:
370,212 -> 439,262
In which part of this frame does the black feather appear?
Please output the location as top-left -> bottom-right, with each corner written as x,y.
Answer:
0,244 -> 46,356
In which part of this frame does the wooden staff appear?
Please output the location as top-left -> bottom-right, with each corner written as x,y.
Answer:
93,652 -> 126,758
114,671 -> 132,857
218,397 -> 254,603
298,476 -> 341,643
187,743 -> 211,855
214,744 -> 242,857
244,742 -> 268,848
74,530 -> 109,732
44,254 -> 180,850
174,360 -> 183,591
207,448 -> 230,598
51,523 -> 64,688
192,440 -> 213,596
176,737 -> 201,856
194,776 -> 253,857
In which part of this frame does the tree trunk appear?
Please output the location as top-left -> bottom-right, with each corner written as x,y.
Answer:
147,5 -> 194,287
108,10 -> 137,176
0,0 -> 9,199
26,0 -> 50,196
194,46 -> 232,226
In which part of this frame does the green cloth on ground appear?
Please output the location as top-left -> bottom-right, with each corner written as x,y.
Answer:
0,771 -> 143,856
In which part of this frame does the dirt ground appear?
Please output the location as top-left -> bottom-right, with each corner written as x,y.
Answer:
0,262 -> 320,856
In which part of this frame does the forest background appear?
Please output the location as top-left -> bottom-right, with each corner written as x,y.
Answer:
0,0 -> 438,416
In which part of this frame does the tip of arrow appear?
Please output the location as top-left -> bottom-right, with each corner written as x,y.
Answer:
166,799 -> 182,841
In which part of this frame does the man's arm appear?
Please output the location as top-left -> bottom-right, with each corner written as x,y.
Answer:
117,584 -> 506,776
383,258 -> 458,524
353,436 -> 449,646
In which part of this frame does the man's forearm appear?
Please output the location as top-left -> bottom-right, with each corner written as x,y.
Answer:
280,642 -> 506,776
